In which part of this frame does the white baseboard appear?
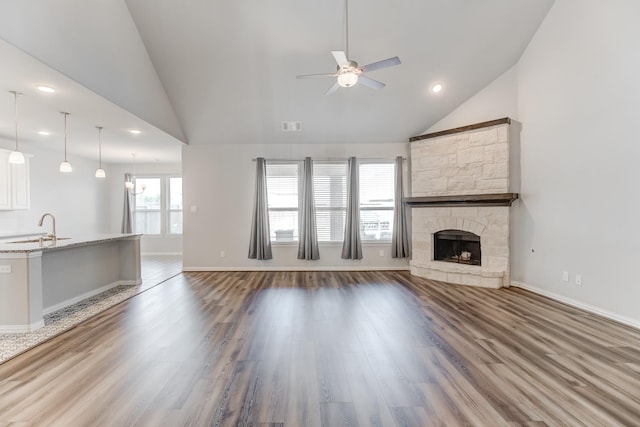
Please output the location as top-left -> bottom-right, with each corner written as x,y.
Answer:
42,279 -> 140,316
511,281 -> 640,330
182,266 -> 411,272
0,319 -> 45,333
141,252 -> 182,256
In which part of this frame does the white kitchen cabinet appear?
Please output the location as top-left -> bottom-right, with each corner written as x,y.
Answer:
0,148 -> 31,210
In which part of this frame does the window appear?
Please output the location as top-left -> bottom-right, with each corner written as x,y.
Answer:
134,178 -> 161,234
133,175 -> 183,236
168,177 -> 183,234
266,162 -> 300,242
313,162 -> 347,241
264,159 -> 395,243
359,162 -> 395,241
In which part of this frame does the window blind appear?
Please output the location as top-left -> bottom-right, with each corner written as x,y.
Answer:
266,162 -> 300,241
313,162 -> 347,241
359,162 -> 395,241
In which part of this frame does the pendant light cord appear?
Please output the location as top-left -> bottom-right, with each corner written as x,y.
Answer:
10,91 -> 22,151
97,126 -> 103,168
63,112 -> 69,161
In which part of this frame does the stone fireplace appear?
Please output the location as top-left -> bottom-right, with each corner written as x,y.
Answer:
406,118 -> 518,288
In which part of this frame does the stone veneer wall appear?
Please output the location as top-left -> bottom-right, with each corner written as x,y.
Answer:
410,123 -> 511,288
411,124 -> 510,196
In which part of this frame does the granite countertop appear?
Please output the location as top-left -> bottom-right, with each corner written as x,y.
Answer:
0,233 -> 143,254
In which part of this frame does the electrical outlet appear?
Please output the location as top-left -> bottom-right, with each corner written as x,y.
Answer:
220,250 -> 226,258
562,271 -> 569,282
0,265 -> 11,273
190,205 -> 198,213
576,274 -> 582,285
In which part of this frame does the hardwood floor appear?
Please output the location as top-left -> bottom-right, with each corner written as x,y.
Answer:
1,271 -> 639,426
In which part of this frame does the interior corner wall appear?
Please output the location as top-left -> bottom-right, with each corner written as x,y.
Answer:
182,143 -> 410,271
512,0 -> 640,325
108,162 -> 182,254
416,0 -> 640,326
424,66 -> 519,134
0,145 -> 109,237
0,1 -> 185,142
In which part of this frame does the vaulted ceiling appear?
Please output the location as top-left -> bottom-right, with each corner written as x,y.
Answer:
0,0 -> 554,162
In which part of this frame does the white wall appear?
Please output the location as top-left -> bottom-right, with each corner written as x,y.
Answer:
182,143 -> 409,270
108,162 -> 182,254
0,145 -> 110,237
513,0 -> 640,325
423,0 -> 640,326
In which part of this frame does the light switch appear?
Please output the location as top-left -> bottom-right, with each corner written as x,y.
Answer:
190,205 -> 198,213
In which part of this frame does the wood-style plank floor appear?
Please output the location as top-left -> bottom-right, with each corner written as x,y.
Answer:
1,271 -> 639,426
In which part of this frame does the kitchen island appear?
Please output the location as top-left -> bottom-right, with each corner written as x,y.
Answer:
0,234 -> 141,333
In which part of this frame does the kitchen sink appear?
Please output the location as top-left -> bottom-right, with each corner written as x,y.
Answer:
8,237 -> 71,244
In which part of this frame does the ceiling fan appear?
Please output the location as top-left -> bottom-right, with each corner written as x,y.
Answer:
296,0 -> 401,95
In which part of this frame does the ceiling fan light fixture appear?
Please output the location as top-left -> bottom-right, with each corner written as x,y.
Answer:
295,0 -> 400,93
338,70 -> 359,87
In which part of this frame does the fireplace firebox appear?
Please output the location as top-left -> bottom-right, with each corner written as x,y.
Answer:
433,229 -> 481,266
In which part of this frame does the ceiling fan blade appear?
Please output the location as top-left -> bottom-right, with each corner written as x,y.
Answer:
296,72 -> 337,79
325,81 -> 340,96
358,75 -> 386,90
360,56 -> 401,73
331,50 -> 348,66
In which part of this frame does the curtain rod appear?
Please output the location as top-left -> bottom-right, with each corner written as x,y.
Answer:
252,157 -> 406,162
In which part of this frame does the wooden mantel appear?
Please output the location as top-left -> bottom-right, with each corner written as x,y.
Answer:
404,193 -> 519,208
409,117 -> 511,142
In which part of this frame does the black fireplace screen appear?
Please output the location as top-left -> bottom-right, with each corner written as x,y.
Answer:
433,229 -> 481,265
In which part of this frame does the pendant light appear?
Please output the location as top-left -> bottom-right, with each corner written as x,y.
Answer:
59,112 -> 72,172
8,91 -> 25,164
95,126 -> 106,178
125,153 -> 146,194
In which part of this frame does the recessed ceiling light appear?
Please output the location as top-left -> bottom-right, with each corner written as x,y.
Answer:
431,83 -> 443,94
36,85 -> 56,93
38,130 -> 51,136
129,129 -> 142,135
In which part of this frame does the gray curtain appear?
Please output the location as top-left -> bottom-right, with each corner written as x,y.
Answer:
392,156 -> 411,258
248,158 -> 273,260
121,173 -> 133,233
298,157 -> 320,260
341,157 -> 363,259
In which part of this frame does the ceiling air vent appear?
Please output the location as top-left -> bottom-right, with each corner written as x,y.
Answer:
281,121 -> 303,132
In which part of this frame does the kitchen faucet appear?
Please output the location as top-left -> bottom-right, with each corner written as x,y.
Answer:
38,213 -> 56,241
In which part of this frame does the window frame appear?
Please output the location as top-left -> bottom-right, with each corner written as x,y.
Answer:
167,176 -> 183,236
263,158 -> 397,246
133,174 -> 183,237
312,160 -> 348,243
265,161 -> 302,244
358,160 -> 395,242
